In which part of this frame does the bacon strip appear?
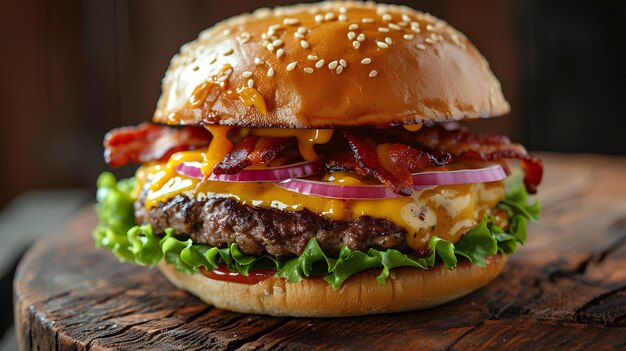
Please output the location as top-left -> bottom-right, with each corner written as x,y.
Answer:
413,124 -> 512,151
342,132 -> 451,195
326,151 -> 363,174
414,125 -> 543,193
212,136 -> 297,175
104,123 -> 212,167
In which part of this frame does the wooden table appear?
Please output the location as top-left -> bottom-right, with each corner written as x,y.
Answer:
13,153 -> 626,350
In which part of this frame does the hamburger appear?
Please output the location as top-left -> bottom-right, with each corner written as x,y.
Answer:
94,1 -> 543,317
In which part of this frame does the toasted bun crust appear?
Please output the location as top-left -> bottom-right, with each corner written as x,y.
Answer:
157,254 -> 506,317
154,1 -> 509,128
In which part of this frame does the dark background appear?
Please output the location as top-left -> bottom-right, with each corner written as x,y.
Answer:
1,0 -> 625,209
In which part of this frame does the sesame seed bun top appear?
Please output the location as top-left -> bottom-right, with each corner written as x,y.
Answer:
154,1 -> 510,128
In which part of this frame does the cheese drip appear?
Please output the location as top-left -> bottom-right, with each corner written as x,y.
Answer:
403,124 -> 423,132
147,125 -> 234,200
202,125 -> 234,175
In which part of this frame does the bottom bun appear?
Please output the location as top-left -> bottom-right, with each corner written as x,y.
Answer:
157,255 -> 506,317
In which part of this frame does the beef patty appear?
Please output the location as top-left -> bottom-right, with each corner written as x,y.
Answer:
134,189 -> 409,258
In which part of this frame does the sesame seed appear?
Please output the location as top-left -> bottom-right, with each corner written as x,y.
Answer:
217,75 -> 229,82
451,34 -> 466,49
352,41 -> 360,49
361,58 -> 372,64
339,59 -> 347,67
397,21 -> 408,27
192,65 -> 199,71
338,14 -> 347,22
239,32 -> 251,44
430,33 -> 438,41
315,59 -> 325,68
369,70 -> 378,78
382,14 -> 392,22
297,26 -> 308,34
348,31 -> 356,40
307,55 -> 318,60
385,37 -> 393,45
286,61 -> 297,71
247,79 -> 254,87
336,65 -> 344,74
362,18 -> 374,23
272,39 -> 283,47
300,40 -> 310,49
304,67 -> 314,74
426,24 -> 435,31
425,38 -> 436,44
208,54 -> 217,64
388,23 -> 401,30
376,41 -> 389,49
242,71 -> 252,78
402,14 -> 412,22
276,48 -> 284,58
294,32 -> 305,39
328,60 -> 338,69
404,34 -> 414,40
223,28 -> 232,35
283,18 -> 299,26
266,43 -> 275,52
416,44 -> 426,50
357,33 -> 365,41
325,12 -> 335,21
411,27 -> 421,34
349,24 -> 359,30
262,33 -> 268,40
339,6 -> 347,14
378,27 -> 390,33
315,14 -> 324,22
267,67 -> 275,77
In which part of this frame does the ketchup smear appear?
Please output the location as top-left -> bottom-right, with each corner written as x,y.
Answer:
200,264 -> 275,284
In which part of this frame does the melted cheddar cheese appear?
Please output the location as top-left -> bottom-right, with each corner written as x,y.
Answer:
139,126 -> 506,250
403,124 -> 423,132
323,172 -> 371,185
203,125 -> 234,175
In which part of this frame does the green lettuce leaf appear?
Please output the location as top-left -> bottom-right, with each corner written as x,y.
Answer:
454,220 -> 498,266
93,172 -> 540,290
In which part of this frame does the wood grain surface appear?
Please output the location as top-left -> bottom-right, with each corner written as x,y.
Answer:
13,153 -> 626,350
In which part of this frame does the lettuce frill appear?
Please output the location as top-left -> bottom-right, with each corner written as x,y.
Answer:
93,172 -> 539,289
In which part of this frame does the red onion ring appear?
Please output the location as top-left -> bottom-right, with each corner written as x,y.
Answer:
273,178 -> 425,199
273,164 -> 507,199
174,160 -> 323,182
175,161 -> 507,199
411,164 -> 507,186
